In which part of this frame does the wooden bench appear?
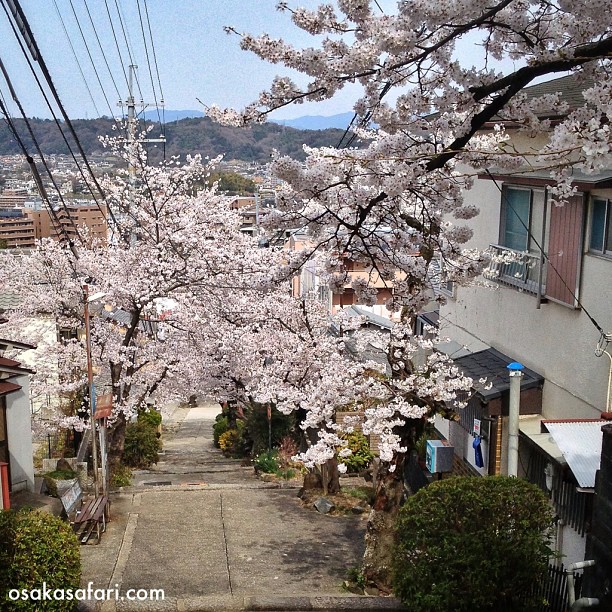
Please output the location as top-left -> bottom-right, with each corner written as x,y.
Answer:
73,495 -> 110,544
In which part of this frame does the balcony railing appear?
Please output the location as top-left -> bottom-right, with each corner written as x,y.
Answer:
483,244 -> 546,296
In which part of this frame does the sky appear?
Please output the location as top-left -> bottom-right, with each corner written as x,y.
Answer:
0,0 -> 530,125
0,0 -> 367,122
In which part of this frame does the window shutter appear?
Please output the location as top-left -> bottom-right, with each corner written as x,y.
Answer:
545,194 -> 584,307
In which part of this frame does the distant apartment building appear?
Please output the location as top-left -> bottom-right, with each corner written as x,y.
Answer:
0,190 -> 28,209
287,231 -> 401,321
0,201 -> 108,248
0,209 -> 36,249
30,202 -> 108,243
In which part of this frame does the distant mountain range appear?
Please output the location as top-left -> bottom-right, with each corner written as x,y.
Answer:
143,109 -> 355,131
0,115 -> 357,164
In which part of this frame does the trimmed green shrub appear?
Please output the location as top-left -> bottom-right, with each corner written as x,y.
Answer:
1,509 -> 81,611
213,415 -> 230,448
218,421 -> 246,457
393,476 -> 555,611
110,464 -> 133,488
340,432 -> 374,473
123,421 -> 161,467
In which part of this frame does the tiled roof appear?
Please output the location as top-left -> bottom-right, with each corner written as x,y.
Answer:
519,73 -> 596,113
0,292 -> 22,311
454,347 -> 543,400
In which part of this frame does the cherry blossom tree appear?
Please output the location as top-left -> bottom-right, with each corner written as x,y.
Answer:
209,0 -> 611,302
207,0 -> 611,586
0,137 -> 273,469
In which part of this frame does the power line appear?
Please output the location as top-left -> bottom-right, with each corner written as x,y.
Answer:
66,0 -> 116,117
136,0 -> 161,127
0,75 -> 78,252
1,0 -> 123,241
103,0 -> 130,95
114,0 -> 144,102
82,0 -> 124,105
52,0 -> 101,118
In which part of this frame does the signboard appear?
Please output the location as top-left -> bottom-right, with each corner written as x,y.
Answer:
94,394 -> 113,419
473,418 -> 481,437
60,479 -> 83,514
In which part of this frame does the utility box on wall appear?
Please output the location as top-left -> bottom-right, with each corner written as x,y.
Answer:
425,440 -> 454,473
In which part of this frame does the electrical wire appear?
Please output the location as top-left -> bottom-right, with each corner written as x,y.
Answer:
65,0 -> 116,118
1,0 -> 123,241
103,0 -> 130,95
0,53 -> 83,246
52,0 -> 100,118
136,0 -> 161,127
142,0 -> 165,127
0,90 -> 77,253
114,0 -> 144,102
82,0 -> 124,104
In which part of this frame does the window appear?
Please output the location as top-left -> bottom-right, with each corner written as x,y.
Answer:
500,186 -> 547,254
589,198 -> 612,256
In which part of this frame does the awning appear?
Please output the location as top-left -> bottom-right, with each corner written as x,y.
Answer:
543,420 -> 606,488
0,381 -> 22,396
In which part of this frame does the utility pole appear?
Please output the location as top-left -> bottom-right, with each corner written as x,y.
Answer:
83,284 -> 100,497
120,65 -> 165,240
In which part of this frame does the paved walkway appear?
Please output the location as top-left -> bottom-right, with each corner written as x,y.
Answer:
79,403 -> 404,610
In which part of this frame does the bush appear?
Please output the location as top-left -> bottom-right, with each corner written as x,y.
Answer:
253,449 -> 280,474
218,421 -> 246,457
1,509 -> 81,611
123,421 -> 161,467
110,464 -> 133,488
213,415 -> 230,448
393,476 -> 555,611
340,432 -> 374,473
137,407 -> 162,429
245,404 -> 294,454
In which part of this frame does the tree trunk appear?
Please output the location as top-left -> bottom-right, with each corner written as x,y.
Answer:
323,457 -> 341,495
362,452 -> 407,591
362,417 -> 425,591
108,412 -> 127,474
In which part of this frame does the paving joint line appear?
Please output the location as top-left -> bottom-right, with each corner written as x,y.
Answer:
219,491 -> 233,596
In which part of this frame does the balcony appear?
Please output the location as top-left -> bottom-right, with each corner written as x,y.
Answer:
483,244 -> 546,296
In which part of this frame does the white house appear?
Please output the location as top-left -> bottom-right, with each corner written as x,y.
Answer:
437,74 -> 612,565
0,336 -> 36,494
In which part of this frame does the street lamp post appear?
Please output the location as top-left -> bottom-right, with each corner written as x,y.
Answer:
83,284 -> 100,497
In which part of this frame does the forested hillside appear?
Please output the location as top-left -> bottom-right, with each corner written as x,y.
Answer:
0,116 -> 351,162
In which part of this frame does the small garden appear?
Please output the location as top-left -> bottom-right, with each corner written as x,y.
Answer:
213,402 -> 377,515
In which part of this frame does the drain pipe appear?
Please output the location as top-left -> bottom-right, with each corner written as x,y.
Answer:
507,362 -> 524,477
567,560 -> 599,610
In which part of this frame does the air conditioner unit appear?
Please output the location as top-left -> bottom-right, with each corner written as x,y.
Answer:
425,440 -> 454,473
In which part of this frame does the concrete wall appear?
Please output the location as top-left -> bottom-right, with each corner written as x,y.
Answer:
6,373 -> 34,492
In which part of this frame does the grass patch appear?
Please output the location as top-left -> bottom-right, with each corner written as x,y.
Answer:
343,486 -> 375,504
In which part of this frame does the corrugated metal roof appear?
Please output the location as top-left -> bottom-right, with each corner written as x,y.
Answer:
544,421 -> 606,488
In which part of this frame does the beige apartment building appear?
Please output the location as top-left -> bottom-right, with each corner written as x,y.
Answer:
0,202 -> 108,248
30,202 -> 108,243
